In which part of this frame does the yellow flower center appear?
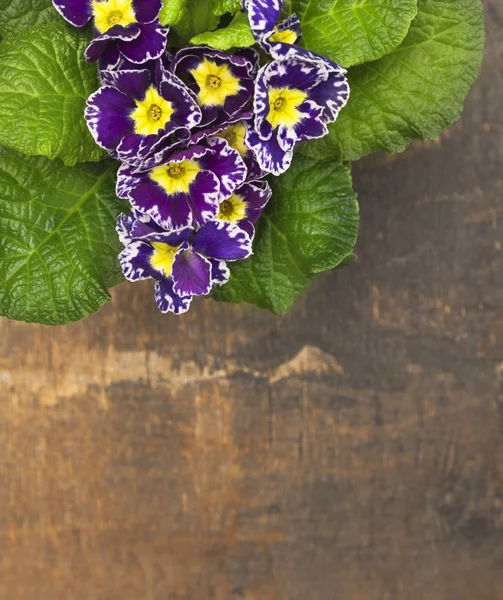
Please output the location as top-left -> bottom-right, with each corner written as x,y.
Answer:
217,194 -> 247,223
150,160 -> 201,195
266,87 -> 308,129
219,122 -> 248,157
108,10 -> 123,25
274,97 -> 287,111
150,242 -> 178,277
207,75 -> 222,89
92,0 -> 136,34
190,59 -> 241,107
148,104 -> 163,122
130,87 -> 174,136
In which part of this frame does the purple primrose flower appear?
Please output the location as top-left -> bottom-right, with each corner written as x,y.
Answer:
52,0 -> 168,70
171,46 -> 259,129
85,67 -> 201,166
215,180 -> 272,237
118,211 -> 253,314
246,58 -> 350,175
242,0 -> 301,49
116,137 -> 247,230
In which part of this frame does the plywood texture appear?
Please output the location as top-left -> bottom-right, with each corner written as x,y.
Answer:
1,4 -> 502,600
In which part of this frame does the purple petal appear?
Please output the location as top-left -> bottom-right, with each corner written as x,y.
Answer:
172,249 -> 213,297
192,221 -> 252,261
119,240 -> 157,281
99,44 -> 121,71
236,220 -> 255,238
209,259 -> 230,287
116,133 -> 149,165
246,130 -> 293,176
310,71 -> 351,123
132,0 -> 162,24
85,37 -> 110,63
293,100 -> 328,141
131,215 -> 171,239
199,137 -> 247,201
265,42 -> 348,75
85,86 -> 135,152
253,64 -> 273,139
117,162 -> 143,198
242,0 -> 282,37
117,212 -> 135,246
191,110 -> 253,144
158,72 -> 202,129
155,279 -> 192,314
185,171 -> 220,228
129,179 -> 193,230
85,25 -> 140,63
239,181 -> 271,223
276,122 -> 299,151
52,0 -> 92,27
118,22 -> 168,64
100,68 -> 151,100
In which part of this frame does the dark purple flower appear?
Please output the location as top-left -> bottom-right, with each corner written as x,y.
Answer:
242,0 -> 300,47
171,46 -> 259,129
216,180 -> 271,237
242,0 -> 344,72
118,211 -> 252,314
85,68 -> 201,167
191,113 -> 264,182
52,0 -> 168,69
116,137 -> 247,230
246,59 -> 350,175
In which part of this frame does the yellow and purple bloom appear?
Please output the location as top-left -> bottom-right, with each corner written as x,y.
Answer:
242,0 -> 301,48
171,47 -> 259,129
246,59 -> 350,175
242,0 -> 346,71
192,115 -> 265,181
216,180 -> 272,237
116,137 -> 247,230
118,211 -> 252,314
52,0 -> 168,69
85,67 -> 201,166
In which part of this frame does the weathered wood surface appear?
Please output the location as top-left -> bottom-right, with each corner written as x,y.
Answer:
1,4 -> 502,599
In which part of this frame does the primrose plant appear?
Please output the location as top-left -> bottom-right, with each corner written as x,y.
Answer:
0,0 -> 484,324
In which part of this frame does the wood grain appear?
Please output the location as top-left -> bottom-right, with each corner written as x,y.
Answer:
1,3 -> 502,599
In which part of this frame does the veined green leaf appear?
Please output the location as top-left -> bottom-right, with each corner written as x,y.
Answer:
0,21 -> 106,166
214,157 -> 359,313
191,12 -> 255,50
0,0 -> 57,37
0,148 -> 127,325
287,0 -> 418,67
161,0 -> 220,46
300,0 -> 485,162
213,0 -> 242,16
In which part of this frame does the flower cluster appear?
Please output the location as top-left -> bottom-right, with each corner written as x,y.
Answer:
52,0 -> 349,314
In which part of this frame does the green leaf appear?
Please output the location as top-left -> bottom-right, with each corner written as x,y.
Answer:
191,12 -> 255,50
287,0 -> 418,67
161,0 -> 220,46
159,0 -> 186,27
0,148 -> 127,326
299,0 -> 485,162
214,158 -> 359,313
0,21 -> 106,166
213,0 -> 242,16
0,0 -> 58,37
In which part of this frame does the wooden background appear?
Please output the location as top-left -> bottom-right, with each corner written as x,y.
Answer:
1,4 -> 502,599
